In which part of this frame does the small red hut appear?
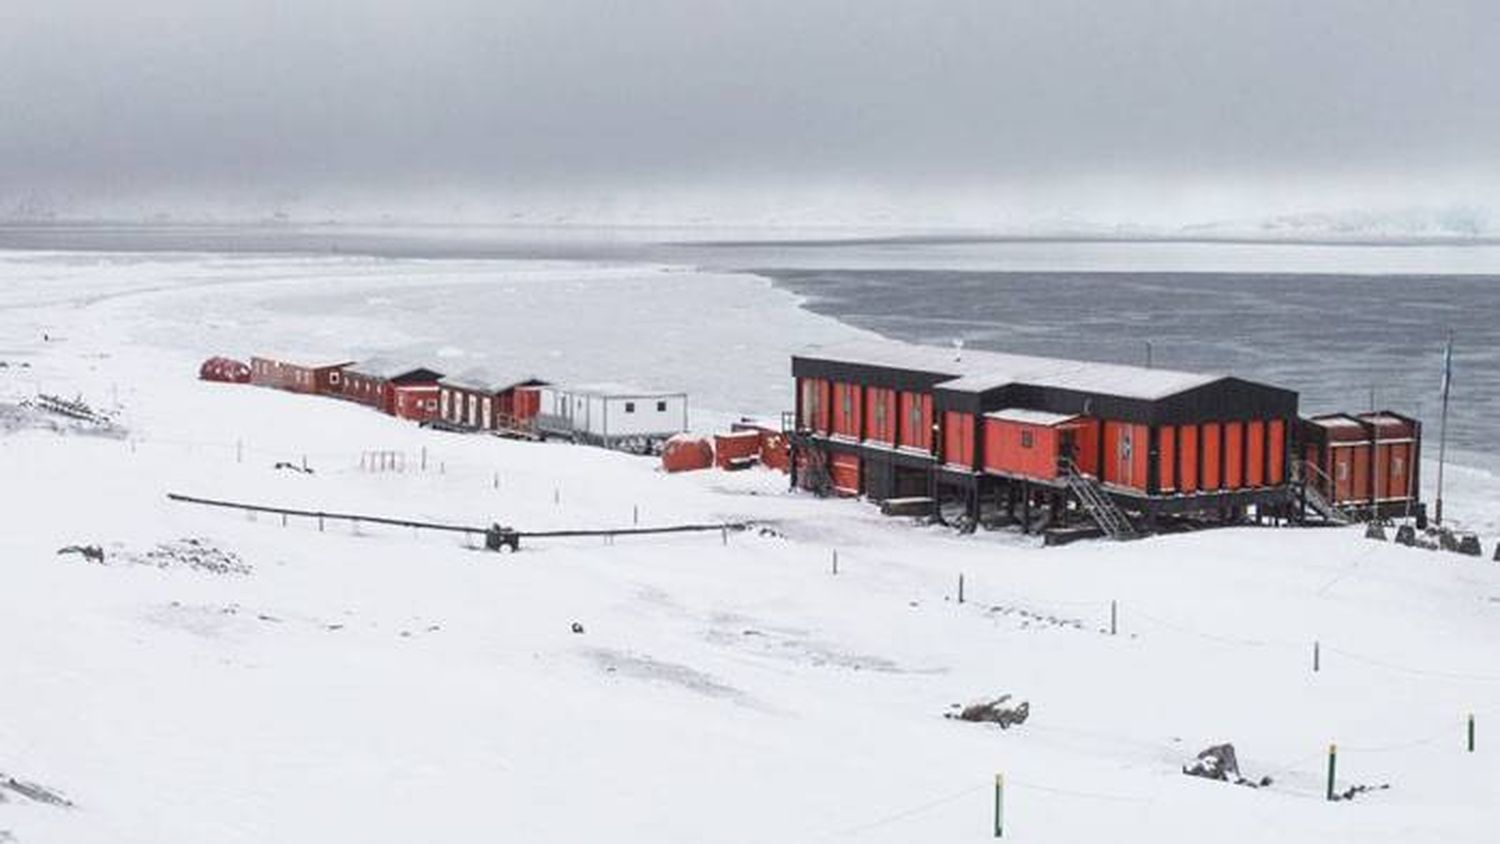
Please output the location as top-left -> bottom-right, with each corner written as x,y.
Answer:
199,356 -> 251,383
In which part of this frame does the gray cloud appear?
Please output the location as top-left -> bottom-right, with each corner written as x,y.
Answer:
2,0 -> 1496,224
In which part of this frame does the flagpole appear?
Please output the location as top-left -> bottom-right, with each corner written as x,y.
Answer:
1435,333 -> 1453,525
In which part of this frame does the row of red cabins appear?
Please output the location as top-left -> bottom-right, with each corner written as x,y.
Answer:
244,355 -> 545,432
788,341 -> 1421,527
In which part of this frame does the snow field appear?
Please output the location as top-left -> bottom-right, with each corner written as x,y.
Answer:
0,250 -> 1497,842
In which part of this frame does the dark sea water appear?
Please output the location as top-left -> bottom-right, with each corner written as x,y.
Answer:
760,268 -> 1499,456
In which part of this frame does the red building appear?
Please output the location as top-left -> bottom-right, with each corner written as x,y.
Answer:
249,355 -> 354,396
789,340 -> 1301,533
436,372 -> 548,432
1299,412 -> 1421,519
336,360 -> 445,422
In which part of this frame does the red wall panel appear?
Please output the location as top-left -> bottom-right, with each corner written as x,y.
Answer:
1158,425 -> 1177,491
1246,420 -> 1266,487
943,411 -> 975,468
1178,424 -> 1199,493
1267,419 -> 1286,485
899,392 -> 933,450
1224,422 -> 1244,489
864,387 -> 896,444
1200,423 -> 1221,490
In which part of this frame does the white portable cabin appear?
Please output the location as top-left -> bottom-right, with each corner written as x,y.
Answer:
535,383 -> 689,451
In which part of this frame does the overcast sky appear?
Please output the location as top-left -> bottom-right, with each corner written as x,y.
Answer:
3,0 -> 1496,227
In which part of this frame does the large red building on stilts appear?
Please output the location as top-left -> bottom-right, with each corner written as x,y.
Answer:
788,340 -> 1308,535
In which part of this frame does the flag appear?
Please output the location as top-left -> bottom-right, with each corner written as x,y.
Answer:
1441,337 -> 1453,399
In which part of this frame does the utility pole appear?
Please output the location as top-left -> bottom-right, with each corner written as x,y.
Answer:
1436,334 -> 1453,525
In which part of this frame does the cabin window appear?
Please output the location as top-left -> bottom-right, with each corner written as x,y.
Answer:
625,402 -> 636,413
656,400 -> 667,412
425,400 -> 436,411
1021,430 -> 1034,449
1337,462 -> 1349,480
330,372 -> 340,384
1392,456 -> 1404,475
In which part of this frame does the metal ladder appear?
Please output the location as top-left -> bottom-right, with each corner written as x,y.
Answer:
1061,459 -> 1137,540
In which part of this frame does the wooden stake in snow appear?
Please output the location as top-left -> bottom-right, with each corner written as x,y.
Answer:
236,439 -> 243,464
1110,600 -> 1117,636
832,549 -> 839,575
421,446 -> 428,471
993,773 -> 1004,837
1314,641 -> 1320,672
1469,713 -> 1476,752
633,505 -> 639,526
493,471 -> 499,490
1326,744 -> 1337,801
958,573 -> 965,604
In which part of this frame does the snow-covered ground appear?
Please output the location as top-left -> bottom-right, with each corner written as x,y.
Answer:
1,250 -> 1498,842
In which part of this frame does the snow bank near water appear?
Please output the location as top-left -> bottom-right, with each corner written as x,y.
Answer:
0,250 -> 1498,843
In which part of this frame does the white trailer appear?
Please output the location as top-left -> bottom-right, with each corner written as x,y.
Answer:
535,384 -> 689,452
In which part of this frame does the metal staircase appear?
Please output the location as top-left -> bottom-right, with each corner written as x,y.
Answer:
1060,459 -> 1137,540
1295,460 -> 1353,525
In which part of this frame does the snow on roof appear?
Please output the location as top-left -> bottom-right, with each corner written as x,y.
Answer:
347,357 -> 443,380
549,382 -> 684,398
797,338 -> 1223,401
440,366 -> 547,392
985,408 -> 1081,426
252,352 -> 355,369
1309,414 -> 1365,429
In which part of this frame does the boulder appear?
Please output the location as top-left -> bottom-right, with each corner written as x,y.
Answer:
1457,534 -> 1483,557
1183,743 -> 1240,781
947,694 -> 1030,729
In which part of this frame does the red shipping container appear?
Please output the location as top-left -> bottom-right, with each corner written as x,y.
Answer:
714,431 -> 763,470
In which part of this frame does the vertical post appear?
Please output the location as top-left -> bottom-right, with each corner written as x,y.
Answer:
993,773 -> 1004,838
832,549 -> 839,575
281,512 -> 287,527
554,487 -> 560,506
493,471 -> 499,489
958,573 -> 965,604
633,505 -> 639,526
421,446 -> 428,471
1314,641 -> 1320,672
1436,333 -> 1453,525
1468,713 -> 1475,752
302,454 -> 308,472
1110,600 -> 1117,636
318,514 -> 325,532
721,525 -> 728,545
236,439 -> 243,464
1326,744 -> 1337,801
